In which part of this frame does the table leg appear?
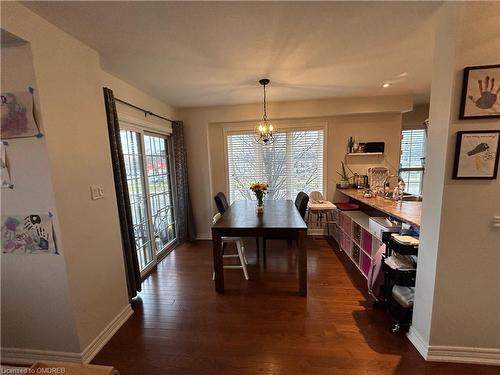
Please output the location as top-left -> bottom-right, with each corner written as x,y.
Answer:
212,230 -> 224,293
256,237 -> 260,259
298,230 -> 307,296
263,238 -> 267,265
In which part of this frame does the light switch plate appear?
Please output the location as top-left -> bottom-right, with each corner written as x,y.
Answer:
493,216 -> 500,228
90,185 -> 104,200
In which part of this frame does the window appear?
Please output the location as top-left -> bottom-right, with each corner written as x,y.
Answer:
399,129 -> 426,195
226,128 -> 324,203
120,128 -> 176,274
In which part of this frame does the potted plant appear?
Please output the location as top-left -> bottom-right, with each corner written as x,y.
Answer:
337,162 -> 352,189
250,182 -> 268,214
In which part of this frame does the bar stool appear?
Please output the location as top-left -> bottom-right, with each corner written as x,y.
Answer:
212,213 -> 248,280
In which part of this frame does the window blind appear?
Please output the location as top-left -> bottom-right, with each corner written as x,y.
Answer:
400,129 -> 426,169
226,128 -> 324,203
399,129 -> 426,195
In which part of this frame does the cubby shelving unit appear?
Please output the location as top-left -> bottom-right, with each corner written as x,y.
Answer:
334,210 -> 383,279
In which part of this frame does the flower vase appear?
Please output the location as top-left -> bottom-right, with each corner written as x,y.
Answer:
256,201 -> 264,214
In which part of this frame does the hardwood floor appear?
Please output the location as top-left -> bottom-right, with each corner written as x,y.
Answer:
92,238 -> 495,374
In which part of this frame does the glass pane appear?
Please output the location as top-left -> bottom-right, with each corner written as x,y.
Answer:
144,134 -> 176,253
120,129 -> 154,271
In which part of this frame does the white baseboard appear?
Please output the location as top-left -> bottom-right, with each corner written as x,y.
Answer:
1,347 -> 81,365
196,232 -> 212,240
407,326 -> 429,359
80,304 -> 133,363
1,304 -> 133,366
427,346 -> 500,366
407,326 -> 500,366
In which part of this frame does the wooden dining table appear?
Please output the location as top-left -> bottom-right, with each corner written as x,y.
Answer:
211,200 -> 308,296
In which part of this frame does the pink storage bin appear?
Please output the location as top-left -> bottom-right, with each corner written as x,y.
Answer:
361,252 -> 371,276
361,229 -> 372,254
342,216 -> 352,237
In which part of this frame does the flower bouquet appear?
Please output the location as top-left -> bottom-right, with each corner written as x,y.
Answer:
250,182 -> 268,214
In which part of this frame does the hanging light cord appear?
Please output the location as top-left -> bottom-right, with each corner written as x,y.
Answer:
263,83 -> 267,121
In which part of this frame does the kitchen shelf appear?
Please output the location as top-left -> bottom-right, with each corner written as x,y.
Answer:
346,152 -> 383,156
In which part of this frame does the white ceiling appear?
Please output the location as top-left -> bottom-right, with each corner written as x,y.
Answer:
23,1 -> 440,107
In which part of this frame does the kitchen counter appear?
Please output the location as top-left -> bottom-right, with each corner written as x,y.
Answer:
337,188 -> 422,227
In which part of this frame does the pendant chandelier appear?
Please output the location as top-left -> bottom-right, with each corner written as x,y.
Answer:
255,78 -> 275,145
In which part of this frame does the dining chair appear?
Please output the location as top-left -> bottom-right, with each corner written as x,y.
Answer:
295,192 -> 310,219
212,213 -> 249,280
261,192 -> 309,263
214,191 -> 261,259
214,192 -> 229,214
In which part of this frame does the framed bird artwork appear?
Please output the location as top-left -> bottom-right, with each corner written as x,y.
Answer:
452,130 -> 500,179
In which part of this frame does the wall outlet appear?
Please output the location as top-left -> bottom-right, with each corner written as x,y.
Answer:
90,185 -> 104,200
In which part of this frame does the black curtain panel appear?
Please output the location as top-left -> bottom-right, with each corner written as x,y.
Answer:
172,121 -> 196,242
103,87 -> 141,299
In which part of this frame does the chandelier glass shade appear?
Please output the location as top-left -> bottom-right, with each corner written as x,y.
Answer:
255,79 -> 275,145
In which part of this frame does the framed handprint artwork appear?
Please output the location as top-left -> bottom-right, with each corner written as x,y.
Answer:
452,130 -> 500,179
459,64 -> 500,119
1,213 -> 58,254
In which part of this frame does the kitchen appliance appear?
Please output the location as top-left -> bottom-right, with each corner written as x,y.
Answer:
364,142 -> 385,153
354,174 -> 368,189
367,167 -> 389,192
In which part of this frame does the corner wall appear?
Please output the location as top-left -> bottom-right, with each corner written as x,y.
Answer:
1,1 -> 129,356
1,41 -> 80,355
1,2 -> 177,362
409,2 -> 500,365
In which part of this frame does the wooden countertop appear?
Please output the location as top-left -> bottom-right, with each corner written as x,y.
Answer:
337,188 -> 422,227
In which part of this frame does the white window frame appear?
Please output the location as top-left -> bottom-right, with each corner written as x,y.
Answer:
399,128 -> 426,196
118,112 -> 178,277
222,122 -> 328,203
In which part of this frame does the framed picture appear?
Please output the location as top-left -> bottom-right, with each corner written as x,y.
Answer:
452,130 -> 500,179
459,64 -> 500,119
1,88 -> 40,139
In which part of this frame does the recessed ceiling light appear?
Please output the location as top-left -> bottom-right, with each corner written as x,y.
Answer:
382,83 -> 392,88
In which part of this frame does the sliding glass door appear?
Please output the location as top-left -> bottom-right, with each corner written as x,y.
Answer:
120,128 -> 177,275
144,134 -> 176,255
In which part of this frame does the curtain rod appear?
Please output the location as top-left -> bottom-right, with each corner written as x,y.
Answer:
115,97 -> 174,123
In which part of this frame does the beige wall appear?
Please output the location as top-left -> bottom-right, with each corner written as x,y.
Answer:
180,95 -> 412,238
402,103 -> 429,130
1,42 -> 80,353
411,1 -> 500,356
101,70 -> 178,124
209,114 -> 402,206
1,2 -> 178,359
1,2 -> 129,354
